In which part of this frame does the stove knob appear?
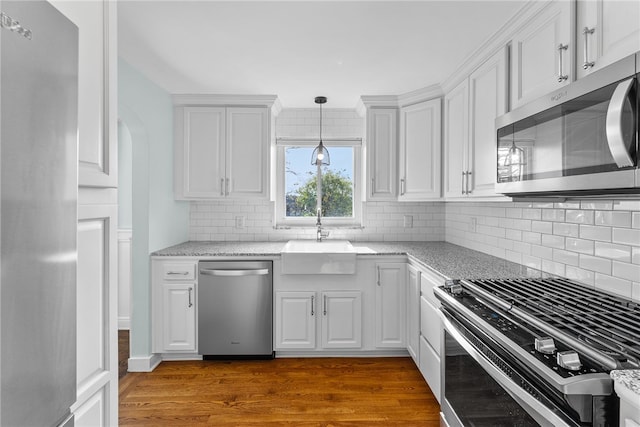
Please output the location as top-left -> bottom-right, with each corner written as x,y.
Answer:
556,351 -> 582,371
534,337 -> 556,354
444,280 -> 463,295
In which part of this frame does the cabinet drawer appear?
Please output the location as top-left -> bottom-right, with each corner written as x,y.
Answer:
420,269 -> 441,308
162,263 -> 196,281
419,336 -> 441,403
420,295 -> 441,355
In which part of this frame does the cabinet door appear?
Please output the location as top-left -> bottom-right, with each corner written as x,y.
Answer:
367,108 -> 397,200
375,263 -> 406,348
443,79 -> 469,198
226,107 -> 269,198
399,99 -> 442,201
275,291 -> 316,349
179,107 -> 226,198
468,48 -> 507,198
577,0 -> 640,78
162,283 -> 196,352
511,1 -> 572,109
406,265 -> 420,363
321,291 -> 362,349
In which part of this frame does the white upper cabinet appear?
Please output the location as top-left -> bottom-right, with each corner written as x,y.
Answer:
444,79 -> 469,198
180,107 -> 226,198
225,107 -> 269,198
445,48 -> 507,199
467,48 -> 508,198
576,0 -> 640,79
366,108 -> 398,200
510,0 -> 572,110
173,95 -> 278,200
398,99 -> 442,201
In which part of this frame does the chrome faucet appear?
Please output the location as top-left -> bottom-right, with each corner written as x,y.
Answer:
316,208 -> 329,241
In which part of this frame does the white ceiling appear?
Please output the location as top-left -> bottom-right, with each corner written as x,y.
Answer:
118,0 -> 527,109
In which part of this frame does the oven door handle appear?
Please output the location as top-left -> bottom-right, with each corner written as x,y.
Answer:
441,314 -> 573,427
605,77 -> 636,168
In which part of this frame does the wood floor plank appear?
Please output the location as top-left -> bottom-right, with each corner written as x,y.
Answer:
119,357 -> 440,426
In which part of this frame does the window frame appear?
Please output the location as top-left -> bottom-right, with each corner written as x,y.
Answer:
275,138 -> 363,227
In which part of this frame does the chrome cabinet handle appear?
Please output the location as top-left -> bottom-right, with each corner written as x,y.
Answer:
466,171 -> 472,195
167,271 -> 189,275
400,178 -> 405,196
605,77 -> 636,168
199,268 -> 269,277
557,43 -> 569,82
220,178 -> 225,196
323,295 -> 327,316
188,287 -> 193,308
370,177 -> 375,197
377,266 -> 381,286
582,27 -> 595,69
461,171 -> 466,195
225,178 -> 229,196
311,295 -> 315,316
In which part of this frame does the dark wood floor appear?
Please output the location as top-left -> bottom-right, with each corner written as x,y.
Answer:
118,333 -> 440,426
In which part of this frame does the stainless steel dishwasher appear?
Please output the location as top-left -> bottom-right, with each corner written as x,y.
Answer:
198,260 -> 273,359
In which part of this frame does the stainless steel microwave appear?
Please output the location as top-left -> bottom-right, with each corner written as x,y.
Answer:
495,53 -> 639,198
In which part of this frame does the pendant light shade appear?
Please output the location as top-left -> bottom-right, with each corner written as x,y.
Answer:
311,96 -> 330,165
503,140 -> 526,182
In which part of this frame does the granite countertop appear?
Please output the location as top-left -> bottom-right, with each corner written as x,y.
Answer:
611,370 -> 640,404
152,240 -> 537,280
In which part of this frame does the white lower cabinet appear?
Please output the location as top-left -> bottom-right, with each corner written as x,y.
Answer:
275,290 -> 362,350
375,263 -> 407,348
322,291 -> 362,349
406,265 -> 420,363
152,259 -> 198,354
162,283 -> 196,352
407,263 -> 444,403
275,291 -> 316,349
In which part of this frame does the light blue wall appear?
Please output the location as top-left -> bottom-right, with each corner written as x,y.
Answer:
118,122 -> 133,229
118,59 -> 190,358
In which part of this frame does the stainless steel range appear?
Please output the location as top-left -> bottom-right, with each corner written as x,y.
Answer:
434,276 -> 640,427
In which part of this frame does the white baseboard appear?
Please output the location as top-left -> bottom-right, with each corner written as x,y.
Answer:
128,354 -> 162,372
118,317 -> 130,330
275,349 -> 409,358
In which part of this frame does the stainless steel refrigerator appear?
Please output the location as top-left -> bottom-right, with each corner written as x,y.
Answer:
1,1 -> 78,426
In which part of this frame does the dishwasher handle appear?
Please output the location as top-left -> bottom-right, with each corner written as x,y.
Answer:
199,268 -> 269,277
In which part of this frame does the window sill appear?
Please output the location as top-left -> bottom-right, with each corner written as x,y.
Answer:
274,223 -> 364,230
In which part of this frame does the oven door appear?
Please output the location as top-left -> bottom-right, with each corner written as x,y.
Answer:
440,313 -> 579,427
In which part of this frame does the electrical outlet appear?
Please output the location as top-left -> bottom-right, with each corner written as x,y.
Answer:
470,217 -> 477,232
235,215 -> 245,229
403,215 -> 413,228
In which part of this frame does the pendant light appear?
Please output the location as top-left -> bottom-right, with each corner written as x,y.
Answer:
311,96 -> 330,165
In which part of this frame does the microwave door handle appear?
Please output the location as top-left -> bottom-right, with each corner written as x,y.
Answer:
605,78 -> 635,168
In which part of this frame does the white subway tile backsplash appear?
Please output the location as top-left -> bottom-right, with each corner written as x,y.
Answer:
594,242 -> 632,262
594,273 -> 632,298
579,254 -> 612,275
444,200 -> 639,301
612,261 -> 640,282
541,234 -> 564,249
566,209 -> 594,224
612,227 -> 640,246
542,209 -> 565,222
565,238 -> 594,255
594,211 -> 631,227
579,225 -> 612,242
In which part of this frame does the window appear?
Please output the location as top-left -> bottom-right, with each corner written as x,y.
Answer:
276,138 -> 362,226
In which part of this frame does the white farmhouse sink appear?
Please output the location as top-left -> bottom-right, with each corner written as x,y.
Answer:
281,240 -> 357,274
